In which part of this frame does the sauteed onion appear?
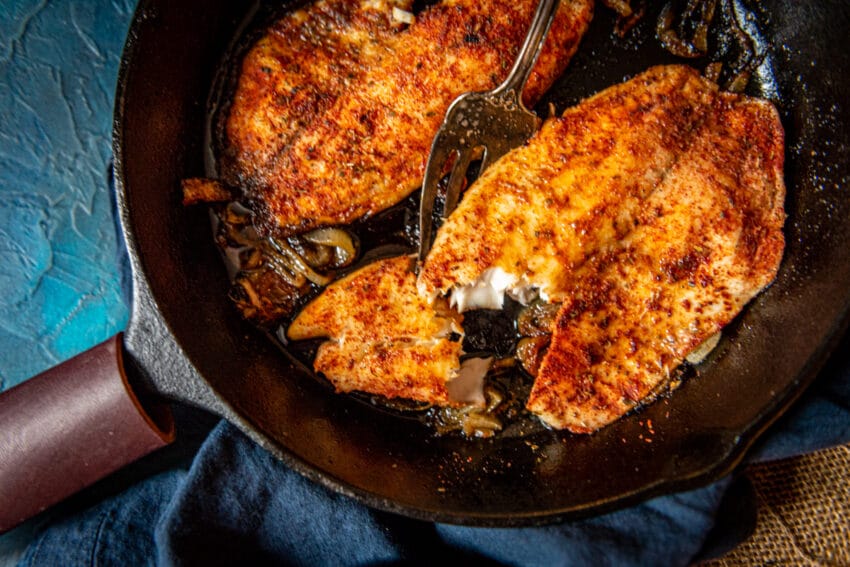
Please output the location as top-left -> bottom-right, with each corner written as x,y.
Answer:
601,0 -> 646,37
182,183 -> 359,325
655,0 -> 760,92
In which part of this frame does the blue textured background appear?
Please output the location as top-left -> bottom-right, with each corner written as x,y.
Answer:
0,0 -> 136,391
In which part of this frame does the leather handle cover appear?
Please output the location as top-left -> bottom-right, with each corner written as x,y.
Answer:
0,334 -> 175,533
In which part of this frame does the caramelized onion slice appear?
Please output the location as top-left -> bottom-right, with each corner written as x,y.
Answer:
267,237 -> 332,287
301,228 -> 357,268
517,300 -> 561,337
657,2 -> 704,58
685,331 -> 721,364
602,0 -> 645,36
431,384 -> 505,438
517,336 -> 551,377
447,357 -> 492,407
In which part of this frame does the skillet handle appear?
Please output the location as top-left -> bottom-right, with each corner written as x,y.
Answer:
0,334 -> 175,533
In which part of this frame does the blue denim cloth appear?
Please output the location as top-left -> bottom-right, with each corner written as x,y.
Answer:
2,0 -> 850,565
12,352 -> 850,566
16,422 -> 731,567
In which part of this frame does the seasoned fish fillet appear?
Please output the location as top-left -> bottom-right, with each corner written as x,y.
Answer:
287,256 -> 464,404
419,65 -> 724,308
221,0 -> 412,188
247,0 -> 593,235
526,82 -> 785,432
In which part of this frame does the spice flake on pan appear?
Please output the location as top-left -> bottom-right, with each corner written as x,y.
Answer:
239,0 -> 593,236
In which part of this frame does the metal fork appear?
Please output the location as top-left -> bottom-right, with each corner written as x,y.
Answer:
417,0 -> 560,262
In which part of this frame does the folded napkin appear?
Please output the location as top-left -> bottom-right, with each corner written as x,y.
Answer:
2,1 -> 849,565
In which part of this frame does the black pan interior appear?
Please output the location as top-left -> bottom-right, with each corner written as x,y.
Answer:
114,0 -> 850,525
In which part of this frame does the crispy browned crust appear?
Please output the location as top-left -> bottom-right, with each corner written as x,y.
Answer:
526,77 -> 786,432
234,0 -> 593,235
181,178 -> 232,205
419,65 -> 719,299
220,0 -> 411,190
287,256 -> 463,404
312,339 -> 462,403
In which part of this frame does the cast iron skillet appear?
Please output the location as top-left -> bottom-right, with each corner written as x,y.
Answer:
112,0 -> 850,525
6,0 -> 850,529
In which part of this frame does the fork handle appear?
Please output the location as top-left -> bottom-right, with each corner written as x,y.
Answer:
496,0 -> 560,101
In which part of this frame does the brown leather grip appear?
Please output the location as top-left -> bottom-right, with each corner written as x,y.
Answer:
0,334 -> 175,533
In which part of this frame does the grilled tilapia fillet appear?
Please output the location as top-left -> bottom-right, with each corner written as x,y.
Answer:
220,0 -> 412,188
287,256 -> 463,404
527,89 -> 785,432
250,0 -> 593,235
419,65 -> 725,307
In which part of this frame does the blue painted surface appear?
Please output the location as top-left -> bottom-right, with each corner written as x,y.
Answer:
0,0 -> 137,390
